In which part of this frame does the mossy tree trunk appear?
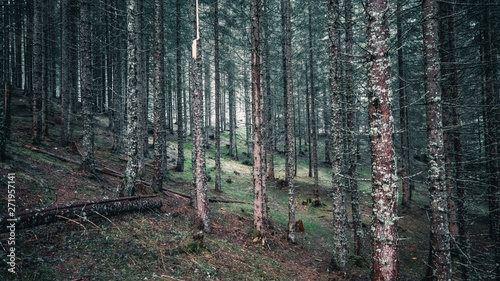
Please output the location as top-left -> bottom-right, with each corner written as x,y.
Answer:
366,0 -> 399,279
328,0 -> 348,271
121,0 -> 141,197
152,0 -> 166,193
80,0 -> 96,173
422,0 -> 452,279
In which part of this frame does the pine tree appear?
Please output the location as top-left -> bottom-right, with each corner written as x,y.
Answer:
152,0 -> 166,193
422,0 -> 452,279
251,0 -> 268,233
281,0 -> 295,244
80,0 -> 95,173
121,0 -> 141,197
366,0 -> 399,279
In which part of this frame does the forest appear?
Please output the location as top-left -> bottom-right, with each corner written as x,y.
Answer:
0,0 -> 499,280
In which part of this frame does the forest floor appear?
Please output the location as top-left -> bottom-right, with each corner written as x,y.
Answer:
0,95 -> 491,280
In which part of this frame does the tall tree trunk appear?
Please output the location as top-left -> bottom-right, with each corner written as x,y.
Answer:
422,0 -> 452,279
308,5 -> 319,197
228,61 -> 238,160
111,0 -> 124,154
281,0 -> 295,244
263,0 -> 274,180
32,0 -> 42,145
328,0 -> 348,270
366,0 -> 399,279
244,63 -> 253,158
80,0 -> 95,173
175,0 -> 185,172
345,0 -> 364,257
251,0 -> 268,233
191,0 -> 210,233
137,1 -> 147,180
60,0 -> 72,147
214,0 -> 222,192
152,0 -> 166,193
121,0 -> 141,197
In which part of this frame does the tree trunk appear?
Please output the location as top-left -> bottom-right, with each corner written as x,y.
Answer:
80,0 -> 96,173
152,0 -> 166,193
32,0 -> 42,145
228,61 -> 238,160
281,0 -> 295,244
328,0 -> 348,270
111,0 -> 124,154
121,0 -> 141,197
344,0 -> 364,257
422,0 -> 452,279
175,0 -> 185,173
60,0 -> 71,147
214,0 -> 222,192
308,5 -> 319,197
366,0 -> 399,279
244,63 -> 253,158
263,0 -> 274,180
0,195 -> 162,232
191,0 -> 210,233
251,0 -> 268,233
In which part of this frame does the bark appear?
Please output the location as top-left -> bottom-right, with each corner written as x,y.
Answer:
328,0 -> 348,270
214,0 -> 222,192
175,0 -> 185,172
228,61 -> 238,160
0,195 -> 162,233
366,0 -> 399,279
244,63 -> 253,158
308,5 -> 319,196
60,0 -> 72,147
345,0 -> 364,257
281,0 -> 295,243
32,0 -> 42,145
0,8 -> 3,160
191,0 -> 210,233
121,0 -> 141,197
251,0 -> 268,233
152,0 -> 166,193
111,0 -> 124,154
80,0 -> 96,173
422,0 -> 452,279
263,0 -> 274,180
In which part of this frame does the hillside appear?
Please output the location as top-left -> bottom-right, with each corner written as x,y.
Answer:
0,95 -> 452,281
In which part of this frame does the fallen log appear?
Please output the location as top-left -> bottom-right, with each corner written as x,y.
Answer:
0,195 -> 162,233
